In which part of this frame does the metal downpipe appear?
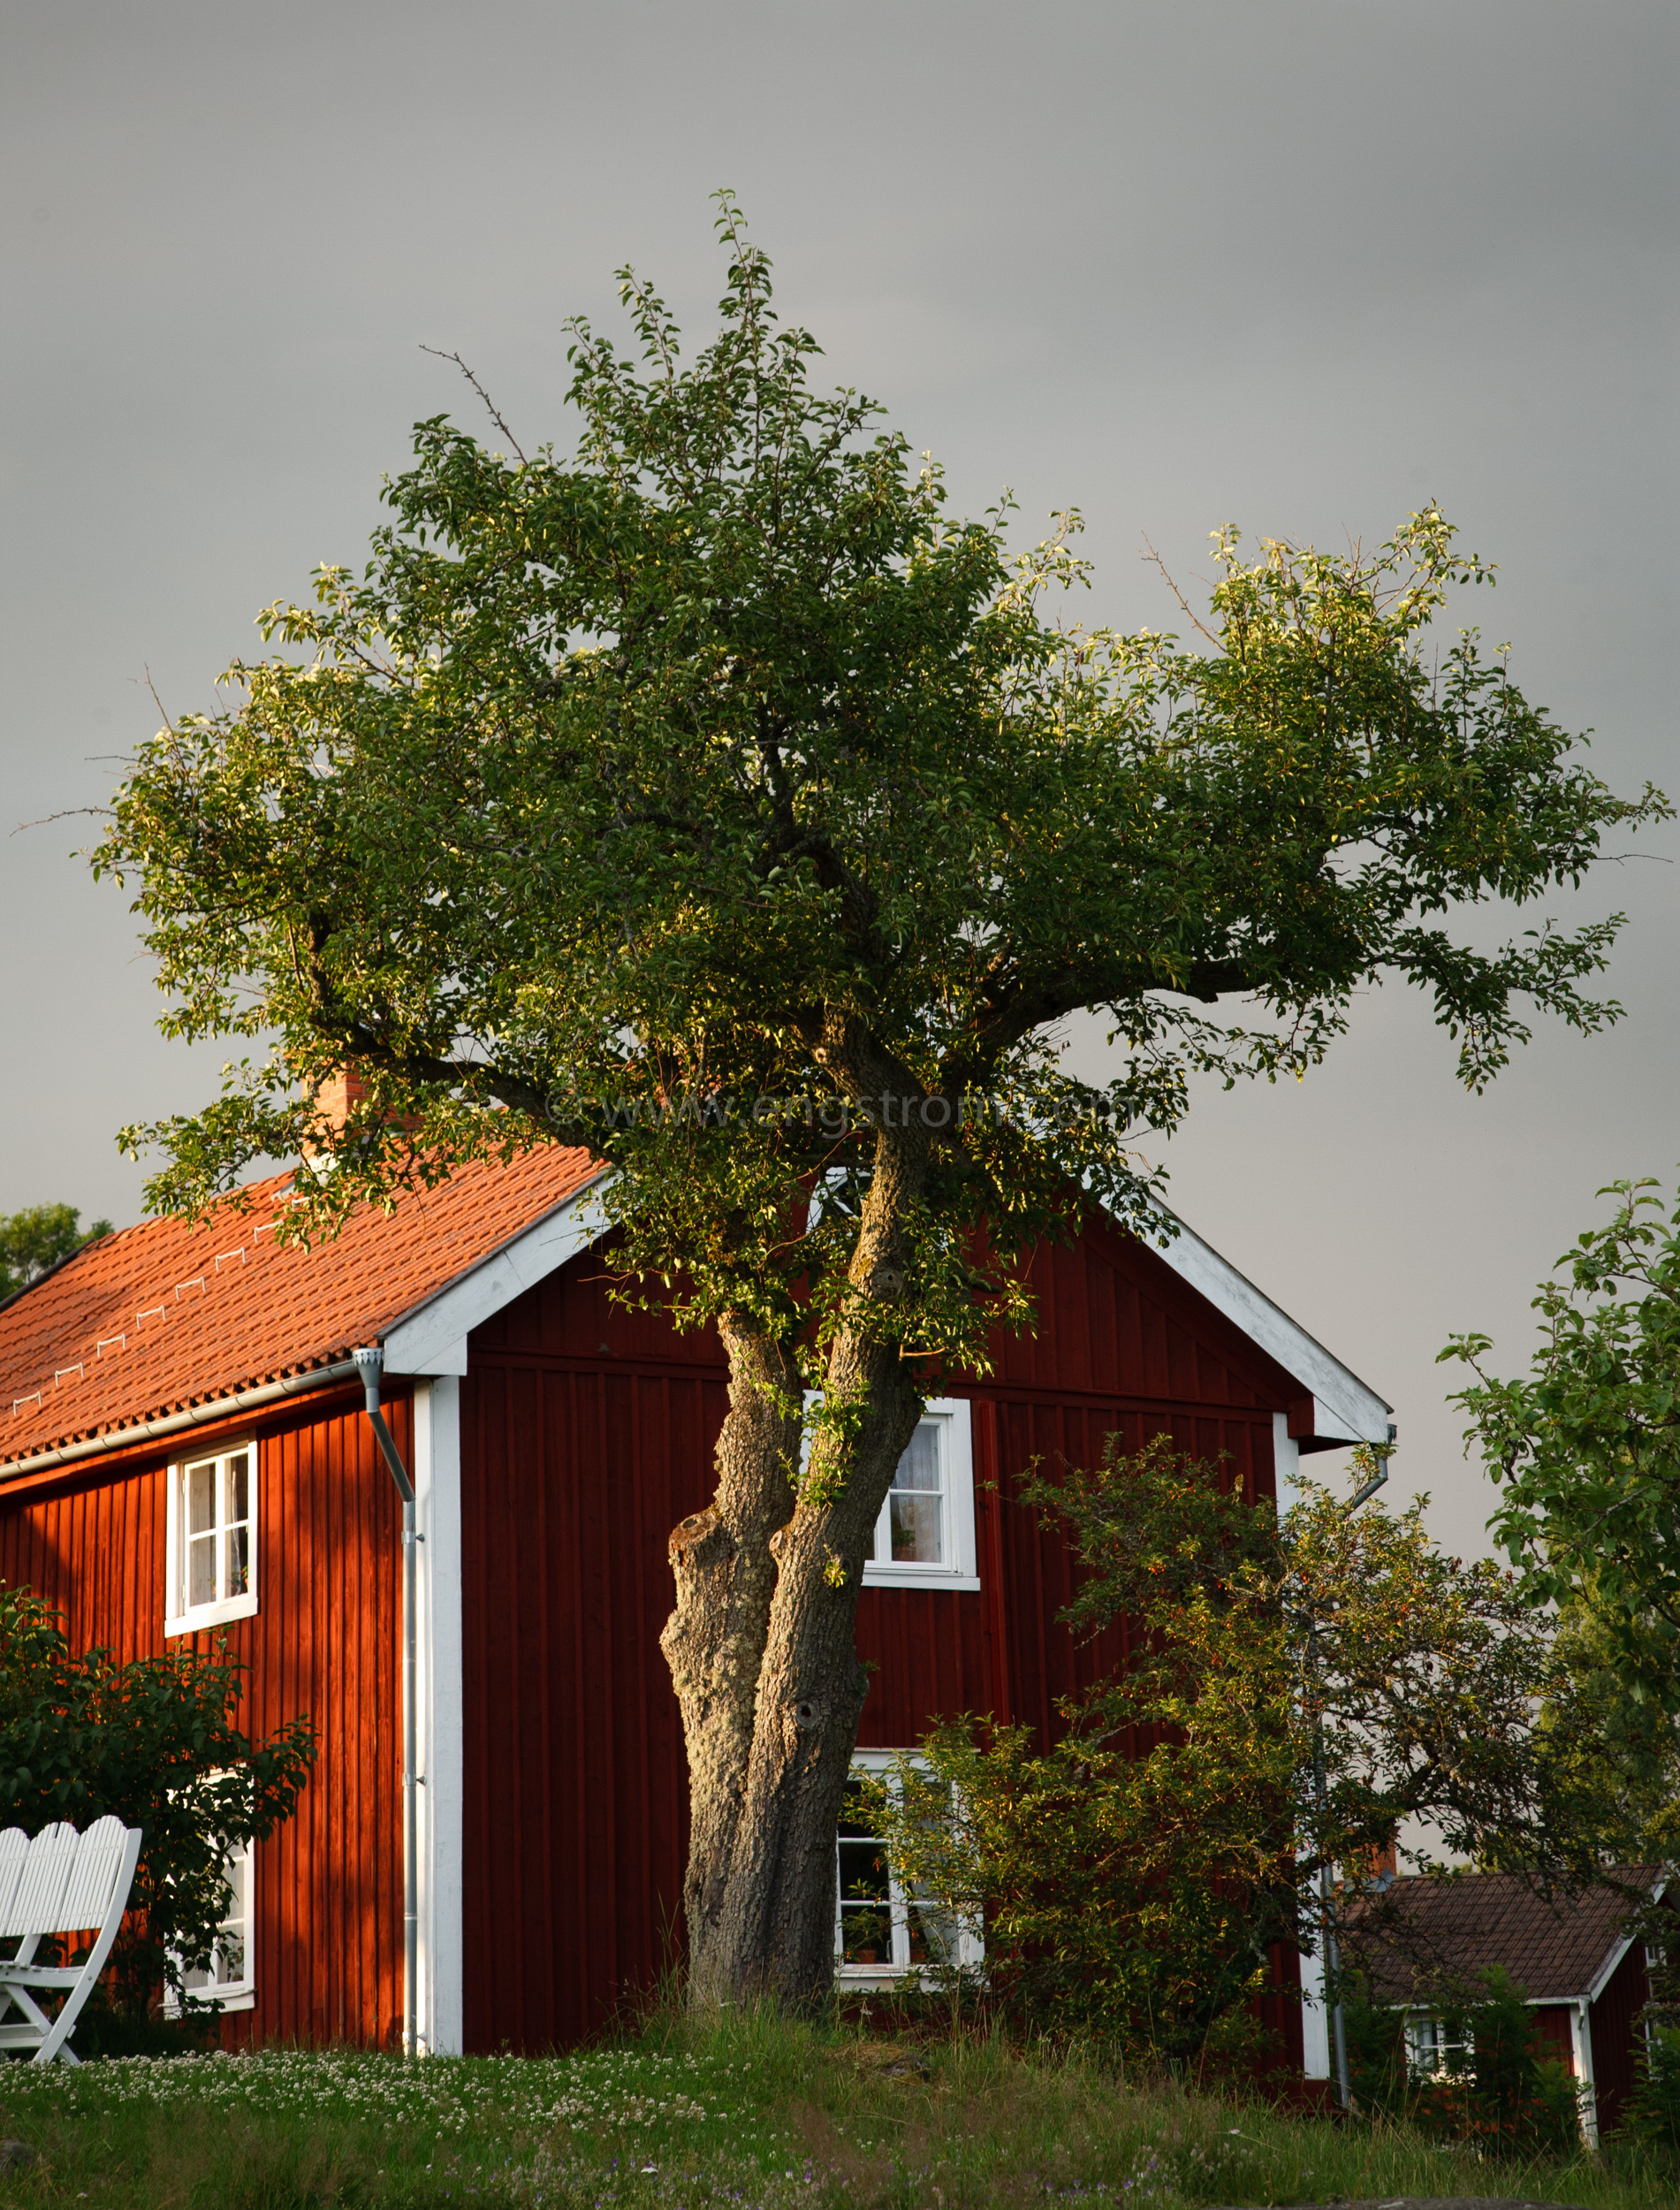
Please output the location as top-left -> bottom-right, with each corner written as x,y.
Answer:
1318,1435 -> 1393,2113
353,1346 -> 419,2061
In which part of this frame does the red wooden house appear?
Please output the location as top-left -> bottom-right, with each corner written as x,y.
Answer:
1359,1868 -> 1669,2143
0,1150 -> 1390,2064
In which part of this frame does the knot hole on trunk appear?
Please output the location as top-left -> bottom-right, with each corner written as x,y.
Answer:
669,1506 -> 731,1568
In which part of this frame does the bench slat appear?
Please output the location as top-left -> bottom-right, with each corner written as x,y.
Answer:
2,1825 -> 77,1941
0,1832 -> 27,1935
57,1816 -> 130,1932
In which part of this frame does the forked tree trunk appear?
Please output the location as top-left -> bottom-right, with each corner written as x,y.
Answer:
660,1317 -> 802,2001
664,1116 -> 931,2008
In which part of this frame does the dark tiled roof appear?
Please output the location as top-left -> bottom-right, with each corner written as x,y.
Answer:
1353,1869 -> 1660,2006
0,1147 -> 600,1469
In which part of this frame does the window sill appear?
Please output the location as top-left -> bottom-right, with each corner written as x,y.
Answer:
165,1591 -> 258,1639
166,1985 -> 255,2016
861,1568 -> 980,1593
837,1964 -> 982,1989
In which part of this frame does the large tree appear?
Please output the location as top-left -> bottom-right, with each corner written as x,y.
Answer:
94,200 -> 1665,2009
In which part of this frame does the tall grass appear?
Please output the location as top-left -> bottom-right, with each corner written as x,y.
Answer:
0,2005 -> 1669,2208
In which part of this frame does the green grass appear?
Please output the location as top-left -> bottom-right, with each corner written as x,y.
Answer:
0,2008 -> 1669,2209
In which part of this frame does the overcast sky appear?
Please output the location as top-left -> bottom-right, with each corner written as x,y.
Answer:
3,0 -> 1674,1556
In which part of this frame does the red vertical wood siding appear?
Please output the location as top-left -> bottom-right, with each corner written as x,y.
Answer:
1531,2002 -> 1575,2069
460,1222 -> 1304,2059
1590,1939 -> 1651,2134
0,1387 -> 403,2048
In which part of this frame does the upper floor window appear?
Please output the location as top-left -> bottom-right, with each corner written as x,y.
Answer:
862,1398 -> 978,1591
165,1443 -> 258,1636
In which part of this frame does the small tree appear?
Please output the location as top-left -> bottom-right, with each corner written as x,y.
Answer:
870,1440 -> 1627,2065
1408,1968 -> 1587,2154
1447,1177 -> 1680,1711
0,1583 -> 315,2025
0,1205 -> 112,1302
1620,2023 -> 1680,2151
92,201 -> 1665,2007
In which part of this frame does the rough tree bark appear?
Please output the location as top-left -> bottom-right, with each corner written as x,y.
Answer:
661,1317 -> 802,2005
664,1094 -> 933,2008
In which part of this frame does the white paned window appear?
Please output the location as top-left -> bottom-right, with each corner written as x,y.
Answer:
165,1443 -> 258,1636
1405,2014 -> 1471,2077
863,1399 -> 978,1590
169,1833 -> 256,2015
835,1752 -> 983,1984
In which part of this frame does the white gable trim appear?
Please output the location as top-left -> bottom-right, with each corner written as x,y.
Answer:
378,1170 -> 1390,1450
1584,1874 -> 1666,2008
380,1172 -> 611,1376
1149,1210 -> 1392,1448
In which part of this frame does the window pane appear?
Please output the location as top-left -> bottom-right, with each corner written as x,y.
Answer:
894,1422 -> 941,1491
837,1781 -> 893,1964
211,1846 -> 247,1988
906,1856 -> 960,1968
186,1462 -> 217,1536
225,1524 -> 251,1598
889,1490 -> 943,1564
838,1848 -> 892,1961
189,1532 -> 217,1608
227,1453 -> 249,1525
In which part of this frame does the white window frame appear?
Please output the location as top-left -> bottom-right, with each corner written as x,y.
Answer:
835,1750 -> 984,1986
164,1438 -> 259,1638
862,1398 -> 977,1590
1405,2010 -> 1471,2077
800,1394 -> 979,1590
166,1830 -> 256,2016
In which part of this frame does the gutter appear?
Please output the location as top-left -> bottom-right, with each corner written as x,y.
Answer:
352,1347 -> 422,2062
0,1358 -> 365,1483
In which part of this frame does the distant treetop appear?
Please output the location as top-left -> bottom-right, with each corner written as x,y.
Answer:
0,1205 -> 115,1303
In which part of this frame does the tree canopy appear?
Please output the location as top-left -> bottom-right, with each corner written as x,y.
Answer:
1448,1177 -> 1680,1712
91,197 -> 1668,2002
0,1205 -> 112,1304
97,202 -> 1661,1376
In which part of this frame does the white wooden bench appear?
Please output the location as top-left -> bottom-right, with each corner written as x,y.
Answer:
0,1818 -> 144,2063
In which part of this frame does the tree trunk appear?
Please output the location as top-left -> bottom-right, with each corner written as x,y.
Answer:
665,1110 -> 932,2008
661,1316 -> 803,2008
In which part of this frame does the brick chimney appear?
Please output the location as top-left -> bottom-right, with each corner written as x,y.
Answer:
312,1066 -> 374,1138
304,1064 -> 422,1161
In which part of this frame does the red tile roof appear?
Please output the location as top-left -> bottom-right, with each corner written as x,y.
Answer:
1352,1869 -> 1660,2006
0,1148 -> 601,1471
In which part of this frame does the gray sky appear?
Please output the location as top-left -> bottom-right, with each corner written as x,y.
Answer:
4,0 -> 1675,1556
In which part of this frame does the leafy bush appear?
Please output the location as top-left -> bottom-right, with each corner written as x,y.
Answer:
1618,2021 -> 1680,2149
870,1434 -> 1620,2069
0,1581 -> 315,2021
1342,1974 -> 1411,2113
1405,1968 -> 1585,2153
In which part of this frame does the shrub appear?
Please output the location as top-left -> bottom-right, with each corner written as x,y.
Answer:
1618,2021 -> 1680,2149
1407,1968 -> 1586,2153
0,1580 -> 315,2022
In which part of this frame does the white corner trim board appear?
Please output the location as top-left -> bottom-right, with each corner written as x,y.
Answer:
412,1377 -> 466,2057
